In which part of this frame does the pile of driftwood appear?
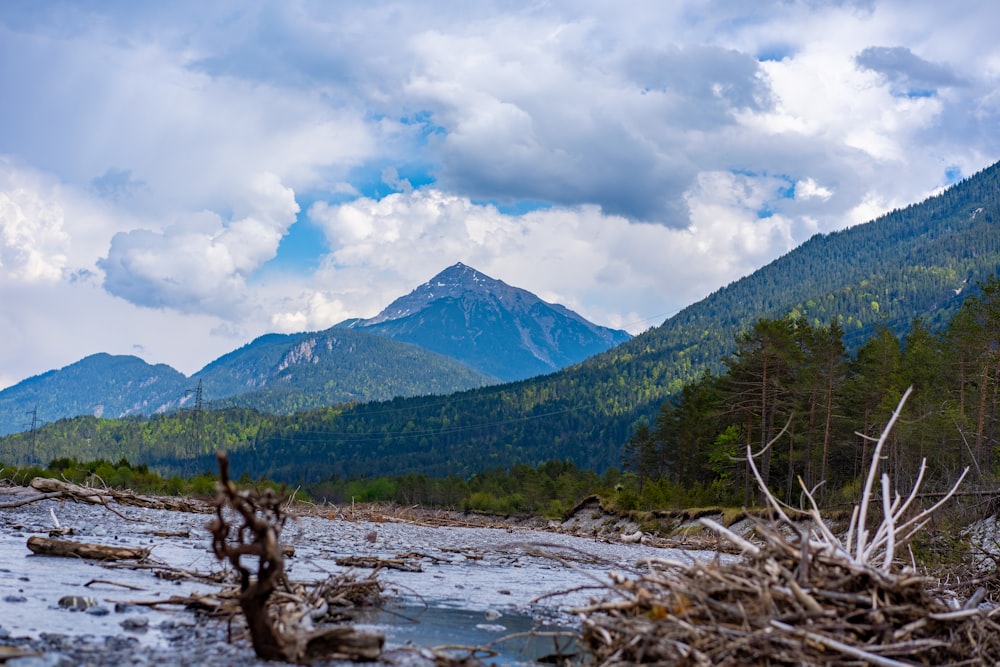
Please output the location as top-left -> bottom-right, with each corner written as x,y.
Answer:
578,388 -> 1000,666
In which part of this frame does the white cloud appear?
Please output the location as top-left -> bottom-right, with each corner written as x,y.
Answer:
99,173 -> 299,317
0,170 -> 69,283
795,178 -> 833,201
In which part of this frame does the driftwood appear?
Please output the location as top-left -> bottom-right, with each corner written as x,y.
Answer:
0,491 -> 64,509
208,451 -> 384,663
28,477 -> 207,513
576,388 -> 1000,666
26,536 -> 150,561
335,555 -> 423,572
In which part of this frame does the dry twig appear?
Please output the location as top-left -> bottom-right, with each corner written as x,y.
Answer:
575,388 -> 998,665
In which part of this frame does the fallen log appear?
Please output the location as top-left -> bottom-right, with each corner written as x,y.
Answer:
26,536 -> 150,561
301,626 -> 385,662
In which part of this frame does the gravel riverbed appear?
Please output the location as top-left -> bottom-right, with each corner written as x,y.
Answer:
0,487 -> 718,666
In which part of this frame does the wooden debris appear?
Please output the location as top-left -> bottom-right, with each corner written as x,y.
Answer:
26,536 -> 150,561
208,451 -> 384,663
300,626 -> 384,662
0,646 -> 40,660
335,555 -> 423,572
29,477 -> 208,513
83,578 -> 146,591
0,491 -> 64,509
575,388 -> 1000,666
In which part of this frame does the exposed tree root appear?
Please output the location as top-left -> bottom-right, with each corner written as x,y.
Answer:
207,451 -> 384,663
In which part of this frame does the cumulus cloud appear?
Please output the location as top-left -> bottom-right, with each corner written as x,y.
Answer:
0,187 -> 68,284
99,173 -> 299,317
0,161 -> 70,283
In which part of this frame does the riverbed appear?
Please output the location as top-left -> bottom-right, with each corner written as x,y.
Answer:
0,486 -> 718,666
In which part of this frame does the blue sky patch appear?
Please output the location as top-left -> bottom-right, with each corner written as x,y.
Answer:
474,198 -> 554,216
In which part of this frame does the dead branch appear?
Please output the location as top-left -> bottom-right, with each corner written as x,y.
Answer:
0,491 -> 64,508
28,477 -> 208,513
207,451 -> 384,663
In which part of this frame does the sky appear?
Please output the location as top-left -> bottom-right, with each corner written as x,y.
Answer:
1,0 -> 999,389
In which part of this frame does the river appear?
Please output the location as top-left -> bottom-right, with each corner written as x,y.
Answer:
0,486 -> 718,666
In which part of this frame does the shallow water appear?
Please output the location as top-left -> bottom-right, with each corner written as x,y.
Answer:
0,489 -> 718,665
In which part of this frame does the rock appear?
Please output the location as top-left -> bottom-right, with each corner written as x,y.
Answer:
84,605 -> 110,616
120,616 -> 149,631
4,595 -> 27,603
57,595 -> 98,611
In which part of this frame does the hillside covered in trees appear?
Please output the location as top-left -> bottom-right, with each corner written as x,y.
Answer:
2,162 -> 1000,483
624,276 -> 1000,508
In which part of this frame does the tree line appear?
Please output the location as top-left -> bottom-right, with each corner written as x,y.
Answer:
624,276 -> 1000,509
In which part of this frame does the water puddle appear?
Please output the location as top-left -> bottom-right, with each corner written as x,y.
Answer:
361,604 -> 577,665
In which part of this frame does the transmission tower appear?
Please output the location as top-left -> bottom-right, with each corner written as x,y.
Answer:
25,406 -> 38,453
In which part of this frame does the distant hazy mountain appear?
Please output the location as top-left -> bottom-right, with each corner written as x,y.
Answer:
339,262 -> 633,381
0,353 -> 188,435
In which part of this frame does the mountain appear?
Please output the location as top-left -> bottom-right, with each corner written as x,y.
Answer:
0,328 -> 495,437
0,354 -> 189,435
338,262 -> 633,381
186,327 -> 496,413
5,161 -> 1000,479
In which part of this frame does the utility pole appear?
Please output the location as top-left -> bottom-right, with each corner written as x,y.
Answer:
185,380 -> 204,413
185,380 -> 205,451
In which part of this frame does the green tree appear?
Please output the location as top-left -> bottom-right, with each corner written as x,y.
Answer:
723,318 -> 802,504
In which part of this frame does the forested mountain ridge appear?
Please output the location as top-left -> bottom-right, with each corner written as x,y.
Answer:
0,353 -> 188,436
0,328 -> 496,436
187,327 -> 497,413
3,161 -> 1000,481
568,162 -> 1000,397
338,262 -> 633,381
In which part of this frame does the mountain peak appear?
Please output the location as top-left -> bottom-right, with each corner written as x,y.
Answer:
363,263 -> 504,325
338,263 -> 632,381
423,262 -> 496,289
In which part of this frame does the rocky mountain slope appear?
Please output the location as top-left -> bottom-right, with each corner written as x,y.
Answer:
339,262 -> 633,381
